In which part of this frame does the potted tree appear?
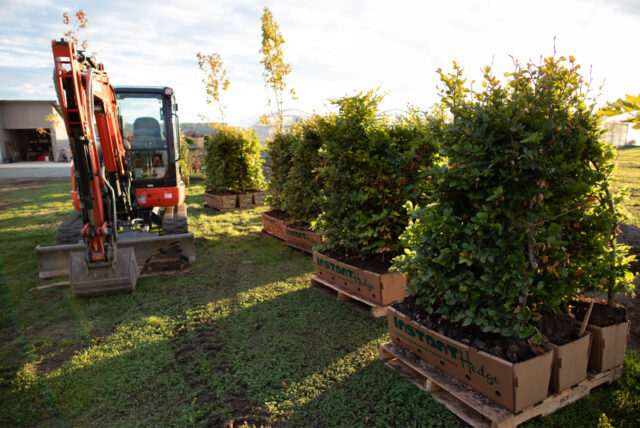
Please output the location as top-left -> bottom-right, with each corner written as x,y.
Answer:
313,91 -> 439,306
391,55 -> 632,411
203,125 -> 265,211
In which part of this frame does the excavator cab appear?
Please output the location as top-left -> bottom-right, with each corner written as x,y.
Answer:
114,87 -> 185,218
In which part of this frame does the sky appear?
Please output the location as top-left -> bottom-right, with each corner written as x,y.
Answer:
1,0 -> 640,133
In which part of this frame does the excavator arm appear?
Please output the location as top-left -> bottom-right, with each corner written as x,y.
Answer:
51,40 -> 139,294
52,40 -> 132,264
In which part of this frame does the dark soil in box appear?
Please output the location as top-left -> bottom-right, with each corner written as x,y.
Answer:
318,247 -> 398,275
264,209 -> 291,220
540,312 -> 579,346
393,296 -> 538,363
572,297 -> 627,327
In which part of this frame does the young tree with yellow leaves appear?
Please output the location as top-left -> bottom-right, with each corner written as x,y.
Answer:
196,52 -> 230,124
260,7 -> 296,129
63,10 -> 89,51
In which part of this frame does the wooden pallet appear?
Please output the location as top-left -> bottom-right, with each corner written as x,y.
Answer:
379,341 -> 622,428
310,275 -> 387,318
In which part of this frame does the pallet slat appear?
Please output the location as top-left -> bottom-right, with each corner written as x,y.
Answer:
379,341 -> 622,428
310,276 -> 387,318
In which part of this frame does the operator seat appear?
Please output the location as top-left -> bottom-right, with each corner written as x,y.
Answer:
133,117 -> 162,148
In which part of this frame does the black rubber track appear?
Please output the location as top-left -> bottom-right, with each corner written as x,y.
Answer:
56,212 -> 83,244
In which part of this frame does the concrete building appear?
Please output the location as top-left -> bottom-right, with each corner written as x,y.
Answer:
0,100 -> 70,163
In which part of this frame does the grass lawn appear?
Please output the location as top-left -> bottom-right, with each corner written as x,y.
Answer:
613,146 -> 640,222
1,147 -> 640,427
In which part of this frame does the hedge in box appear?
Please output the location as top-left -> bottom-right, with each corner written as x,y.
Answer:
316,90 -> 440,259
282,115 -> 332,223
204,125 -> 265,193
266,131 -> 298,210
393,56 -> 633,341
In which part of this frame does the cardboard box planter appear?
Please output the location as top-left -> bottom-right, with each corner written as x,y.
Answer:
313,251 -> 406,306
544,332 -> 592,393
237,193 -> 254,209
286,226 -> 323,252
586,321 -> 630,372
204,191 -> 237,210
387,307 -> 554,413
253,191 -> 267,206
261,212 -> 289,240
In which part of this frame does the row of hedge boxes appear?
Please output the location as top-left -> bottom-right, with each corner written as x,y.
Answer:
205,190 -> 267,211
263,211 -> 630,414
317,244 -> 629,412
387,304 -> 629,413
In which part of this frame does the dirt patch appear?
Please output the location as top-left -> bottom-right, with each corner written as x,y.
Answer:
170,320 -> 226,425
319,247 -> 398,275
37,344 -> 81,372
393,296 -> 538,363
0,177 -> 66,193
39,289 -> 63,304
170,319 -> 267,425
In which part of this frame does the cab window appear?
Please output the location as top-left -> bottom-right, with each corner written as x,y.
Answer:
117,93 -> 167,179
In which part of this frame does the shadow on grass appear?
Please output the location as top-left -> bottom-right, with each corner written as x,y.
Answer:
281,358 -> 459,428
4,284 -> 389,426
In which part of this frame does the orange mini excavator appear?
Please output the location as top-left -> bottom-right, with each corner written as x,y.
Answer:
35,40 -> 195,296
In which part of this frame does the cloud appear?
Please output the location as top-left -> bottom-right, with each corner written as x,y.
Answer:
606,0 -> 640,15
1,0 -> 640,123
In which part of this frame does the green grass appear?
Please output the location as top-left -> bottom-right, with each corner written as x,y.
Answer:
614,146 -> 640,222
1,147 -> 640,427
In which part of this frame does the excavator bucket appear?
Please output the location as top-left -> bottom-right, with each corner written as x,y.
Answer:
70,247 -> 138,296
35,233 -> 195,296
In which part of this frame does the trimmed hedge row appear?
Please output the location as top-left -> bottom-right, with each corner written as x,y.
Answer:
204,125 -> 265,194
265,55 -> 633,341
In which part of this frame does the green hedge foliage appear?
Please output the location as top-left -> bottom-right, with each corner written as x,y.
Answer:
266,131 -> 297,210
282,115 -> 332,223
204,125 -> 265,193
316,90 -> 440,259
393,56 -> 634,341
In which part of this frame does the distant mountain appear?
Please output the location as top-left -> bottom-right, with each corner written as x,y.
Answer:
180,122 -> 217,135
